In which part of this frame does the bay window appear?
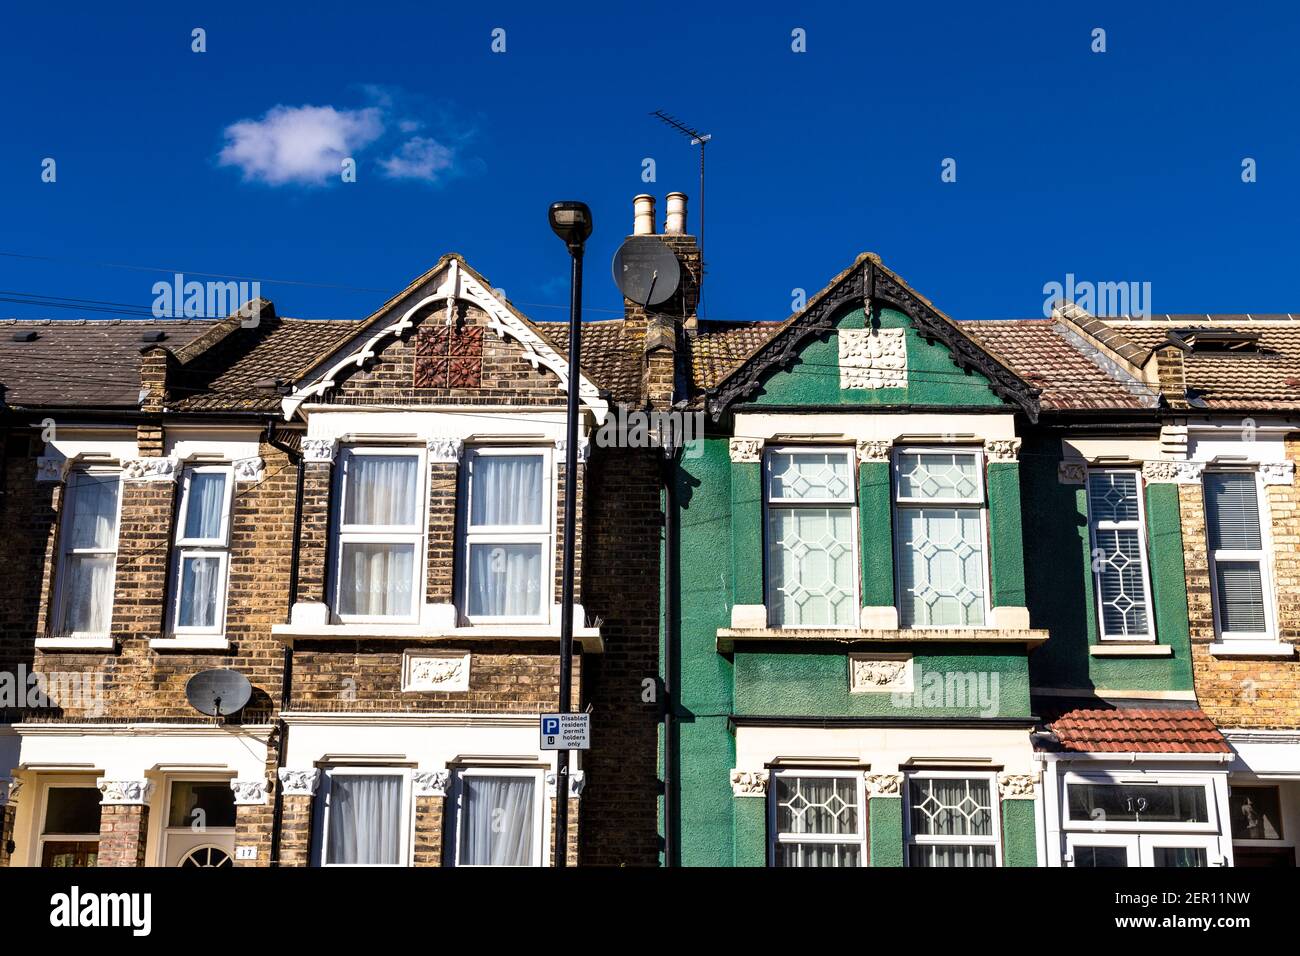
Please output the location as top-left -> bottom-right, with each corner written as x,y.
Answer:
764,447 -> 857,627
332,447 -> 425,621
452,767 -> 546,866
906,773 -> 999,866
1086,469 -> 1155,641
317,768 -> 409,866
1062,773 -> 1221,867
460,447 -> 551,622
894,449 -> 988,627
54,467 -> 122,637
770,771 -> 866,867
1204,471 -> 1274,640
170,465 -> 233,635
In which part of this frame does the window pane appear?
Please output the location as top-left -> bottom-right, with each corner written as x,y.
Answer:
44,788 -> 102,835
1215,561 -> 1267,632
908,844 -> 996,867
467,543 -> 543,617
1066,783 -> 1208,824
776,843 -> 861,867
1205,473 -> 1262,551
183,472 -> 227,540
910,778 -> 993,837
470,455 -> 544,526
66,472 -> 119,549
897,508 -> 985,626
774,777 -> 859,835
1088,471 -> 1141,523
1074,845 -> 1131,867
1230,788 -> 1284,840
60,554 -> 115,634
343,455 -> 418,527
767,507 -> 855,626
326,774 -> 402,865
177,556 -> 223,628
768,451 -> 853,501
168,781 -> 236,829
1095,528 -> 1150,636
897,452 -> 980,501
460,775 -> 536,866
338,542 -> 414,616
1152,847 -> 1208,868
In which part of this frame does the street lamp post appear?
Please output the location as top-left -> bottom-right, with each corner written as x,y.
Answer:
547,200 -> 592,868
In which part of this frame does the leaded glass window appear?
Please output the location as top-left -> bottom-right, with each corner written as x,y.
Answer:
907,774 -> 998,867
1087,470 -> 1154,640
771,773 -> 865,867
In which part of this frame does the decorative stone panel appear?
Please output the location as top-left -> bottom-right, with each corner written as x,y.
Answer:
230,779 -> 270,806
232,456 -> 265,483
546,770 -> 587,799
301,439 -> 337,463
983,439 -> 1021,463
1260,461 -> 1295,486
730,769 -> 769,797
402,650 -> 470,692
855,439 -> 891,463
839,328 -> 907,390
865,773 -> 903,797
426,437 -> 464,463
1057,460 -> 1087,485
98,779 -> 154,806
729,438 -> 763,463
278,768 -> 320,797
413,770 -> 452,797
35,457 -> 67,483
849,653 -> 913,693
1142,459 -> 1205,484
122,457 -> 178,482
998,773 -> 1039,799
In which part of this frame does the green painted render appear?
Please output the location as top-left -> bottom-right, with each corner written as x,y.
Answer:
733,646 -> 1031,718
1020,435 -> 1195,693
746,305 -> 1009,409
731,461 -> 763,607
859,461 -> 894,606
869,798 -> 904,867
733,797 -> 767,866
987,462 -> 1027,609
1001,799 -> 1038,866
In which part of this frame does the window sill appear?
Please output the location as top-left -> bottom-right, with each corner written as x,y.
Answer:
149,637 -> 231,652
34,636 -> 115,652
716,625 -> 1048,653
272,621 -> 604,652
1089,643 -> 1172,657
1209,641 -> 1295,659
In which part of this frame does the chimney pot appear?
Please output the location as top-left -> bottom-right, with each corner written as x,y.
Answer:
664,192 -> 688,235
633,194 -> 656,235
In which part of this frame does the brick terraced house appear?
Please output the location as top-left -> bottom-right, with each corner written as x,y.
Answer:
0,193 -> 1295,868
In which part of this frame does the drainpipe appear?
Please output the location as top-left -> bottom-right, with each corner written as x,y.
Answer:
660,448 -> 679,867
265,419 -> 303,867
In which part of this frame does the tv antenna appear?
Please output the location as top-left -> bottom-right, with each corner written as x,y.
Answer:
651,110 -> 710,317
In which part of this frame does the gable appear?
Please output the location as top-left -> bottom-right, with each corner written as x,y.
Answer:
704,255 -> 1039,421
281,257 -> 609,422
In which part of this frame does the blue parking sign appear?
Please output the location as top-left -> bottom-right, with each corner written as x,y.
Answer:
542,717 -> 560,736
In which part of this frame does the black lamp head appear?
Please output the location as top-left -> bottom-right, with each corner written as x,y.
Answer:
548,201 -> 593,252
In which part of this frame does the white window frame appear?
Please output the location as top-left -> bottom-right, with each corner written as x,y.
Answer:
168,464 -> 234,637
451,766 -> 548,867
37,777 -> 104,866
892,447 -> 991,629
904,770 -> 1001,866
317,766 -> 412,868
762,445 -> 860,629
1065,832 -> 1139,867
458,446 -> 554,625
1204,469 -> 1277,642
330,446 -> 427,624
1138,834 -> 1220,867
767,768 -> 867,867
52,465 -> 123,638
1086,468 -> 1156,642
1062,771 -> 1219,834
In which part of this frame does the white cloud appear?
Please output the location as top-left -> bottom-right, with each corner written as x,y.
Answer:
218,104 -> 384,185
379,136 -> 456,182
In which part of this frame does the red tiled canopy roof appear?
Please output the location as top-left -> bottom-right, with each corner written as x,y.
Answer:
1044,708 -> 1231,754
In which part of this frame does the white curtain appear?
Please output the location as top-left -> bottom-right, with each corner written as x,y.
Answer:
339,543 -> 414,616
178,556 -> 221,627
460,775 -> 536,866
62,555 -> 114,634
468,544 -> 542,616
344,456 -> 418,526
183,472 -> 227,539
470,455 -> 543,526
67,473 -> 119,549
327,774 -> 402,865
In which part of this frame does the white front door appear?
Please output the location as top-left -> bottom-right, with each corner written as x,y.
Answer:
162,779 -> 236,867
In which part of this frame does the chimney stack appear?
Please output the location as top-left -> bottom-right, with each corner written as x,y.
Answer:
664,192 -> 687,235
633,194 -> 656,235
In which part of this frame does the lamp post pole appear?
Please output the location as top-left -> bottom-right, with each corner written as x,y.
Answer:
548,201 -> 592,868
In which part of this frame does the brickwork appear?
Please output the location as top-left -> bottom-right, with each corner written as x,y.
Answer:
548,793 -> 580,867
0,802 -> 14,867
233,799 -> 274,867
277,794 -> 314,867
295,461 -> 333,605
412,795 -> 445,866
97,803 -> 148,867
1184,442 -> 1300,728
426,461 -> 458,604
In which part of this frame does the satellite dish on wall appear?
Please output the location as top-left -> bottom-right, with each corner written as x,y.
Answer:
612,236 -> 681,307
185,669 -> 252,718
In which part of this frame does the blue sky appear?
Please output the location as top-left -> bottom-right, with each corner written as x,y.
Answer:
2,1 -> 1298,328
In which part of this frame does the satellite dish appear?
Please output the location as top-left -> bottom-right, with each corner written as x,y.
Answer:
185,669 -> 252,718
612,236 -> 681,307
